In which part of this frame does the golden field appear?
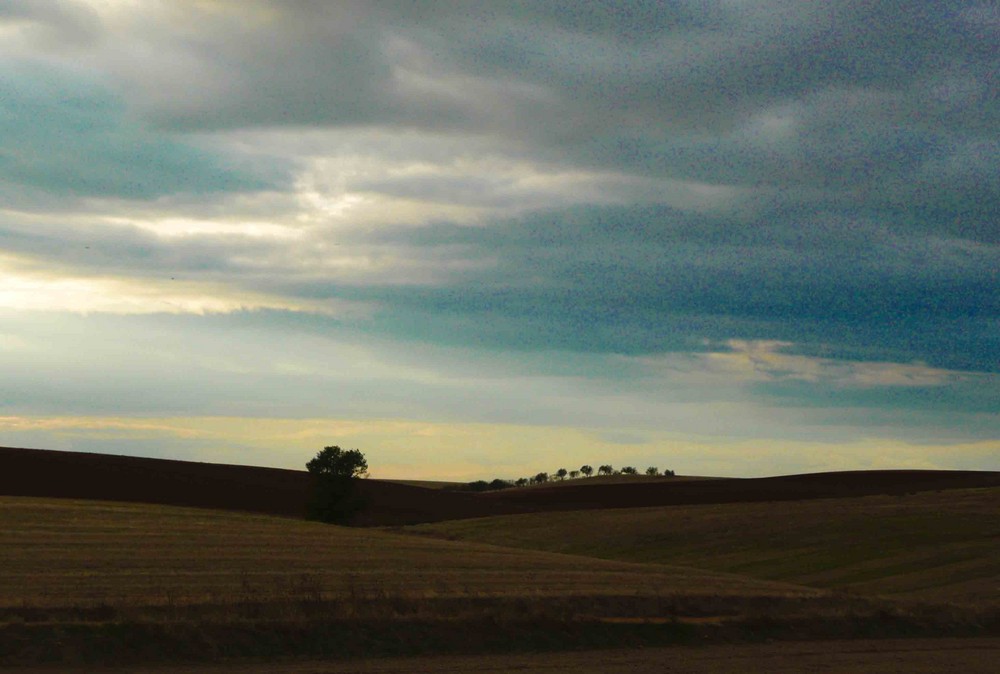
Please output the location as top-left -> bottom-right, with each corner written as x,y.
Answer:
0,495 -> 814,611
3,459 -> 1000,667
409,486 -> 1000,605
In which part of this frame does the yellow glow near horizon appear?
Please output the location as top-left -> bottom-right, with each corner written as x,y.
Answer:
2,415 -> 997,481
0,256 -> 353,316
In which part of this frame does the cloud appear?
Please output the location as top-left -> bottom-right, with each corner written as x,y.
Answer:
699,340 -> 965,388
0,60 -> 286,201
328,204 -> 999,372
0,1 -> 995,474
0,0 -> 102,50
3,195 -> 995,373
28,4 -> 988,145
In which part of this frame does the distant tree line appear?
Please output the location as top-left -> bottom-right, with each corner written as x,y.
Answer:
447,464 -> 676,492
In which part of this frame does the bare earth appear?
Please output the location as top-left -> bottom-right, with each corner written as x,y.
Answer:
9,639 -> 1000,674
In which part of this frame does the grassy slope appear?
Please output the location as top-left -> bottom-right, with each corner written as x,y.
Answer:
5,495 -> 999,666
0,496 -> 812,610
407,487 -> 1000,605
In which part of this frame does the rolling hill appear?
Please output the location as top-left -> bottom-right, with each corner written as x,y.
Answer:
0,446 -> 515,525
409,486 -> 1000,605
1,494 -> 845,665
4,446 -> 1000,526
4,446 -> 1000,666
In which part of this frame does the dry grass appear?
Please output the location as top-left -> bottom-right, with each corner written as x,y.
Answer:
407,487 -> 1000,605
0,496 -> 813,611
3,495 -> 999,666
14,639 -> 1000,674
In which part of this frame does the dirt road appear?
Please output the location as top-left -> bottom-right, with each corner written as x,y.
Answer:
10,639 -> 1000,673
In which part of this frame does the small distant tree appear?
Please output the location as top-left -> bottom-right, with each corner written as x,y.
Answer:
534,472 -> 549,484
664,469 -> 676,477
646,466 -> 659,476
621,466 -> 638,475
515,477 -> 529,487
598,464 -> 613,476
555,468 -> 568,481
580,465 -> 593,477
569,470 -> 580,479
306,446 -> 368,523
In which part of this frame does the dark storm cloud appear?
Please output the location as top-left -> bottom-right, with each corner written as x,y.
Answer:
755,376 -> 1000,417
10,0 -> 996,236
134,2 -> 992,134
5,1 -> 996,375
266,202 -> 999,373
121,3 -> 993,139
6,191 -> 993,376
85,1 -> 996,242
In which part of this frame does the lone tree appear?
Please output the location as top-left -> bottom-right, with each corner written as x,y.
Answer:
598,464 -> 613,476
646,466 -> 660,476
580,465 -> 593,477
621,466 -> 638,475
305,446 -> 368,523
569,470 -> 580,479
555,468 -> 568,481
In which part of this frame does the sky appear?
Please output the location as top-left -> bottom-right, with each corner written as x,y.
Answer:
1,1 -> 997,480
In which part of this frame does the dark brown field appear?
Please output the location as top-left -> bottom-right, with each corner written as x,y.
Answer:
4,446 -> 1000,525
9,639 -> 1000,674
0,446 -> 506,525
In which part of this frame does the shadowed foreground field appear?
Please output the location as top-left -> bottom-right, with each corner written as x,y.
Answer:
9,639 -> 999,674
4,448 -> 1000,667
0,495 -> 869,666
409,486 -> 1000,605
5,495 -> 996,667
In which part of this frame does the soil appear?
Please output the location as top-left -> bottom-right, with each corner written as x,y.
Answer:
3,445 -> 1000,526
7,639 -> 1000,674
483,469 -> 1000,511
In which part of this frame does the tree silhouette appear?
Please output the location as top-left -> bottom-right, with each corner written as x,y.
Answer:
621,466 -> 638,475
569,470 -> 580,479
598,464 -> 613,476
305,446 -> 368,523
645,466 -> 659,476
580,465 -> 593,477
306,446 -> 368,479
534,472 -> 549,484
555,468 -> 568,480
